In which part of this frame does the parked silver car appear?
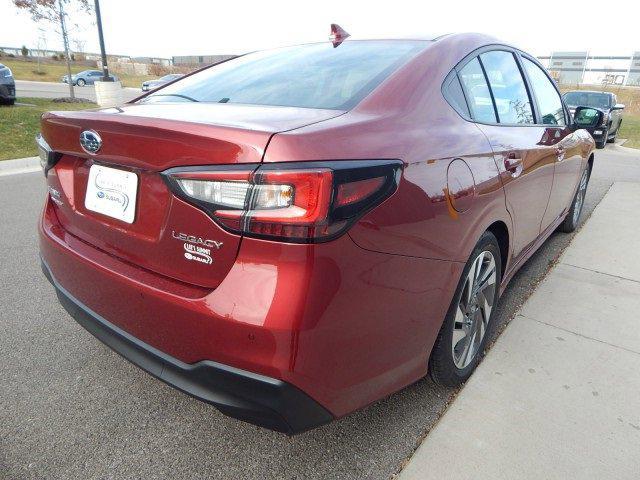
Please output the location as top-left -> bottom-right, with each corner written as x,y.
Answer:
61,70 -> 119,86
141,74 -> 184,91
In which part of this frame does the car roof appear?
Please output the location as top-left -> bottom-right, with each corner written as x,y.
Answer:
343,34 -> 440,41
315,31 -> 503,43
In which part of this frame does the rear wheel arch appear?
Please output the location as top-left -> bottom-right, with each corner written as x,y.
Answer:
429,230 -> 502,386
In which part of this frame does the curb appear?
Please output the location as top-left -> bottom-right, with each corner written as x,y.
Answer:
0,157 -> 41,177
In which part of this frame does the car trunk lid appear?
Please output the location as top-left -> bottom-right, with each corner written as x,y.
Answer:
41,103 -> 344,289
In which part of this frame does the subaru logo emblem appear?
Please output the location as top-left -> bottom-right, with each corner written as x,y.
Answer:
80,130 -> 102,154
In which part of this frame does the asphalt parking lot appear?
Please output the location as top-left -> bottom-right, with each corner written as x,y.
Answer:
2,145 -> 639,480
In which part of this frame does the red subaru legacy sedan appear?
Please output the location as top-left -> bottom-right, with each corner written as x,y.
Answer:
38,32 -> 597,433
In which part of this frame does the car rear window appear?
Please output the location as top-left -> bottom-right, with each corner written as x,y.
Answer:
142,40 -> 428,110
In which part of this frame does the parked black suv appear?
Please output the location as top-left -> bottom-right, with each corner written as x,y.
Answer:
0,63 -> 16,105
563,90 -> 624,148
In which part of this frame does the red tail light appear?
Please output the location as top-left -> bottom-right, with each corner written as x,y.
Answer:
163,160 -> 402,243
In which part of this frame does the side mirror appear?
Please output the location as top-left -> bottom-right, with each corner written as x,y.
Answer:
573,106 -> 604,129
612,104 -> 625,110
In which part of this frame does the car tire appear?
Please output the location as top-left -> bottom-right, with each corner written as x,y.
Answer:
558,165 -> 590,233
76,79 -> 86,87
429,231 -> 502,387
607,122 -> 620,143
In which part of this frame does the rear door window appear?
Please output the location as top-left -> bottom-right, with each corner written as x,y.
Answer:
522,58 -> 566,126
479,51 -> 534,125
458,58 -> 496,123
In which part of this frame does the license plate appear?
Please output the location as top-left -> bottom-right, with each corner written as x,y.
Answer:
84,164 -> 138,223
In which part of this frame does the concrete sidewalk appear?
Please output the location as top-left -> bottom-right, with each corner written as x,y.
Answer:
0,156 -> 40,177
399,182 -> 640,480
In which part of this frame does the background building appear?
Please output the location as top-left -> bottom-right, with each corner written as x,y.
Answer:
538,51 -> 640,86
172,54 -> 236,66
546,52 -> 588,85
628,52 -> 640,86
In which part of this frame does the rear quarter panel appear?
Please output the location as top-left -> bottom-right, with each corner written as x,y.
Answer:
264,34 -> 512,266
260,36 -> 513,412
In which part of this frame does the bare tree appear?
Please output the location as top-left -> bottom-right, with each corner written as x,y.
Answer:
36,27 -> 47,73
72,38 -> 86,53
14,0 -> 92,99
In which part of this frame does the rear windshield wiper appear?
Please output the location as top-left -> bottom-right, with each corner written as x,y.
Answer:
146,93 -> 199,102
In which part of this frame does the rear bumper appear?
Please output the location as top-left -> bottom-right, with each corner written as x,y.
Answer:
39,186 -> 460,425
41,258 -> 333,434
585,126 -> 607,144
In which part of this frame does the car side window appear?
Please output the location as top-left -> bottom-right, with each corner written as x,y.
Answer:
521,58 -> 566,126
479,51 -> 534,125
458,58 -> 496,123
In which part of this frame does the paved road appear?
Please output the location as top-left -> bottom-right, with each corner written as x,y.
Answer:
1,145 -> 639,479
15,80 -> 141,103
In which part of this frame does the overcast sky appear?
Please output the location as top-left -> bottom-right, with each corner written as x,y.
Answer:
1,0 -> 638,58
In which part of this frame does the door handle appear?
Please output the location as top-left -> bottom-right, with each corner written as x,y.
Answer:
555,146 -> 566,162
504,152 -> 523,176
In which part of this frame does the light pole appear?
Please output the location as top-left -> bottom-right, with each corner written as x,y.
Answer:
94,0 -> 112,82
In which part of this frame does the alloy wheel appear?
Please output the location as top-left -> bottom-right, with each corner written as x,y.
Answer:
573,169 -> 588,225
452,250 -> 497,369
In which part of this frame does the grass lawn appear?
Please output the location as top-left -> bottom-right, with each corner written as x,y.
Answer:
0,57 -> 156,88
0,97 -> 96,161
619,115 -> 640,149
2,57 -> 86,83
